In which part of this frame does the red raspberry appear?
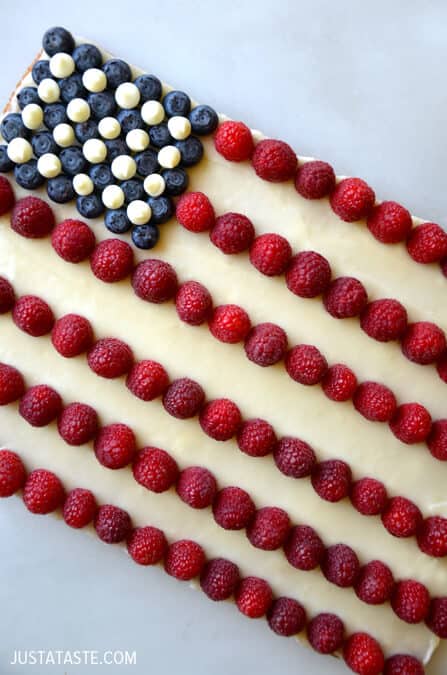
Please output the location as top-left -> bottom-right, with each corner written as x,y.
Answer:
355,560 -> 394,605
426,597 -> 447,638
330,177 -> 376,222
199,398 -> 242,441
401,322 -> 446,365
438,353 -> 447,383
200,557 -> 240,601
247,506 -> 290,550
384,655 -> 425,675
235,576 -> 273,618
252,139 -> 297,182
407,223 -> 447,264
214,121 -> 254,162
51,314 -> 93,357
353,381 -> 397,422
381,496 -> 422,538
94,423 -> 136,470
417,516 -> 447,558
126,359 -> 169,401
0,276 -> 15,314
133,447 -> 179,493
0,449 -> 26,497
360,299 -> 408,342
284,524 -> 324,570
322,363 -> 358,402
63,488 -> 97,528
176,192 -> 215,232
176,466 -> 217,509
175,281 -> 212,326
249,233 -> 292,276
132,259 -> 178,304
210,212 -> 255,254
209,304 -> 251,344
311,459 -> 352,502
267,597 -> 306,636
322,543 -> 360,588
90,238 -> 134,283
367,201 -> 413,244
286,251 -> 332,298
23,469 -> 65,514
51,219 -> 96,262
323,276 -> 368,318
164,539 -> 205,580
307,613 -> 344,654
19,384 -> 62,427
13,295 -> 54,337
57,402 -> 98,446
343,633 -> 384,675
244,322 -> 287,367
350,477 -> 387,516
87,337 -> 133,379
390,403 -> 432,444
294,160 -> 336,199
94,504 -> 131,543
127,525 -> 167,565
391,580 -> 430,624
162,377 -> 205,419
11,196 -> 55,238
0,363 -> 25,405
0,175 -> 15,215
212,486 -> 255,530
274,436 -> 316,478
237,418 -> 276,457
428,419 -> 447,460
285,344 -> 328,385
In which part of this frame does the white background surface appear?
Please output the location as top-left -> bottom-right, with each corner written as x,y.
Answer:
1,2 -> 446,674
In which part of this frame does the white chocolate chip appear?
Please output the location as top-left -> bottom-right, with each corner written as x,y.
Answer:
126,128 -> 149,151
111,155 -> 137,181
37,153 -> 61,178
98,116 -> 121,140
82,68 -> 107,93
144,173 -> 165,198
102,185 -> 125,209
127,200 -> 151,225
49,53 -> 75,78
73,173 -> 94,196
53,123 -> 75,147
158,145 -> 181,169
7,138 -> 33,163
66,98 -> 90,123
141,100 -> 164,125
83,138 -> 107,163
167,116 -> 191,140
21,103 -> 43,130
115,82 -> 140,109
37,78 -> 60,103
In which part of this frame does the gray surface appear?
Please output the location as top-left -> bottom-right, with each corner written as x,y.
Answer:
0,2 -> 446,674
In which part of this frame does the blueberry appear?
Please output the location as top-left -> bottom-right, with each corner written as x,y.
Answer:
132,223 -> 160,249
17,86 -> 40,110
117,109 -> 143,134
161,168 -> 189,196
0,113 -> 29,142
135,149 -> 159,177
60,146 -> 88,176
0,146 -> 14,173
59,73 -> 87,103
105,208 -> 131,234
32,60 -> 52,85
42,26 -> 75,56
74,120 -> 99,143
88,91 -> 116,120
72,43 -> 102,72
189,104 -> 218,135
163,90 -> 191,118
77,194 -> 104,219
121,178 -> 144,202
14,161 -> 45,189
32,131 -> 58,157
43,103 -> 67,129
89,163 -> 114,190
148,124 -> 173,149
47,174 -> 75,203
105,138 -> 128,162
103,59 -> 131,89
148,195 -> 174,224
134,74 -> 162,102
176,136 -> 203,167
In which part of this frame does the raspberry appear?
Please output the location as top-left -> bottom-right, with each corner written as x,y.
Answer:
343,633 -> 384,675
390,403 -> 432,444
417,516 -> 447,557
90,238 -> 134,282
384,655 -> 425,675
311,459 -> 352,502
11,196 -> 55,238
350,477 -> 387,516
0,175 -> 15,215
237,418 -> 276,457
428,419 -> 447,460
176,192 -> 215,232
367,201 -> 413,244
249,233 -> 292,276
0,276 -> 15,314
162,377 -> 205,418
355,560 -> 394,605
214,121 -> 254,162
286,251 -> 332,298
307,613 -> 344,654
87,337 -> 133,379
284,524 -> 324,570
360,299 -> 408,342
133,447 -> 179,493
57,402 -> 98,446
164,539 -> 205,580
252,139 -> 297,182
19,384 -> 62,427
274,436 -> 316,478
175,280 -> 212,325
323,276 -> 368,318
322,543 -> 360,588
127,525 -> 167,565
209,304 -> 251,344
438,353 -> 447,383
51,219 -> 96,262
132,259 -> 178,304
63,488 -> 97,528
401,322 -> 446,365
94,423 -> 136,470
51,314 -> 93,357
353,381 -> 397,422
391,580 -> 430,624
210,212 -> 255,254
212,486 -> 255,530
322,363 -> 358,402
200,557 -> 240,601
381,496 -> 422,538
199,398 -> 242,441
294,160 -> 336,199
426,597 -> 447,638
0,449 -> 26,497
244,322 -> 287,366
126,359 -> 169,401
94,504 -> 131,543
330,178 -> 376,222
13,295 -> 54,337
285,344 -> 328,385
267,597 -> 306,636
23,469 -> 65,514
176,466 -> 217,509
0,363 -> 25,405
247,506 -> 290,550
407,223 -> 447,264
235,576 -> 273,618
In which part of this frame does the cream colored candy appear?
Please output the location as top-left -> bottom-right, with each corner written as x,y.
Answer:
37,153 -> 61,178
37,78 -> 60,103
98,117 -> 121,140
144,173 -> 165,197
102,185 -> 125,209
83,138 -> 107,164
73,174 -> 94,196
115,82 -> 140,109
141,100 -> 164,125
49,53 -> 75,78
111,155 -> 137,181
53,123 -> 75,147
7,138 -> 33,163
66,98 -> 90,123
158,145 -> 181,169
127,200 -> 151,225
82,68 -> 107,93
167,116 -> 191,140
21,103 -> 43,130
126,128 -> 149,151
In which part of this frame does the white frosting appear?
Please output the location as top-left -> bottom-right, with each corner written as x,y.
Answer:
21,103 -> 43,130
53,123 -> 75,147
126,199 -> 151,224
82,68 -> 107,93
37,78 -> 60,103
83,138 -> 107,164
111,154 -> 136,180
73,173 -> 94,196
144,173 -> 165,197
115,82 -> 140,109
141,100 -> 164,125
102,184 -> 125,209
66,98 -> 90,123
37,153 -> 61,178
167,115 -> 191,140
98,116 -> 121,140
126,128 -> 149,151
6,137 -> 32,163
157,145 -> 181,169
49,53 -> 75,78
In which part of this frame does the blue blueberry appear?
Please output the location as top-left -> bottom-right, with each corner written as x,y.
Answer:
176,136 -> 203,167
105,208 -> 131,234
117,109 -> 143,134
105,138 -> 128,162
59,73 -> 87,103
76,194 -> 104,219
148,195 -> 173,224
74,120 -> 99,143
0,146 -> 14,173
17,86 -> 40,110
14,160 -> 45,189
72,43 -> 102,72
103,59 -> 131,89
189,105 -> 218,135
89,163 -> 114,190
121,178 -> 144,202
88,91 -> 116,120
32,131 -> 58,157
134,74 -> 162,102
163,90 -> 191,117
60,146 -> 88,176
32,60 -> 52,84
43,103 -> 67,129
47,174 -> 75,203
135,149 -> 159,177
161,168 -> 189,196
0,113 -> 29,142
42,27 -> 75,56
132,223 -> 160,249
148,124 -> 173,148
